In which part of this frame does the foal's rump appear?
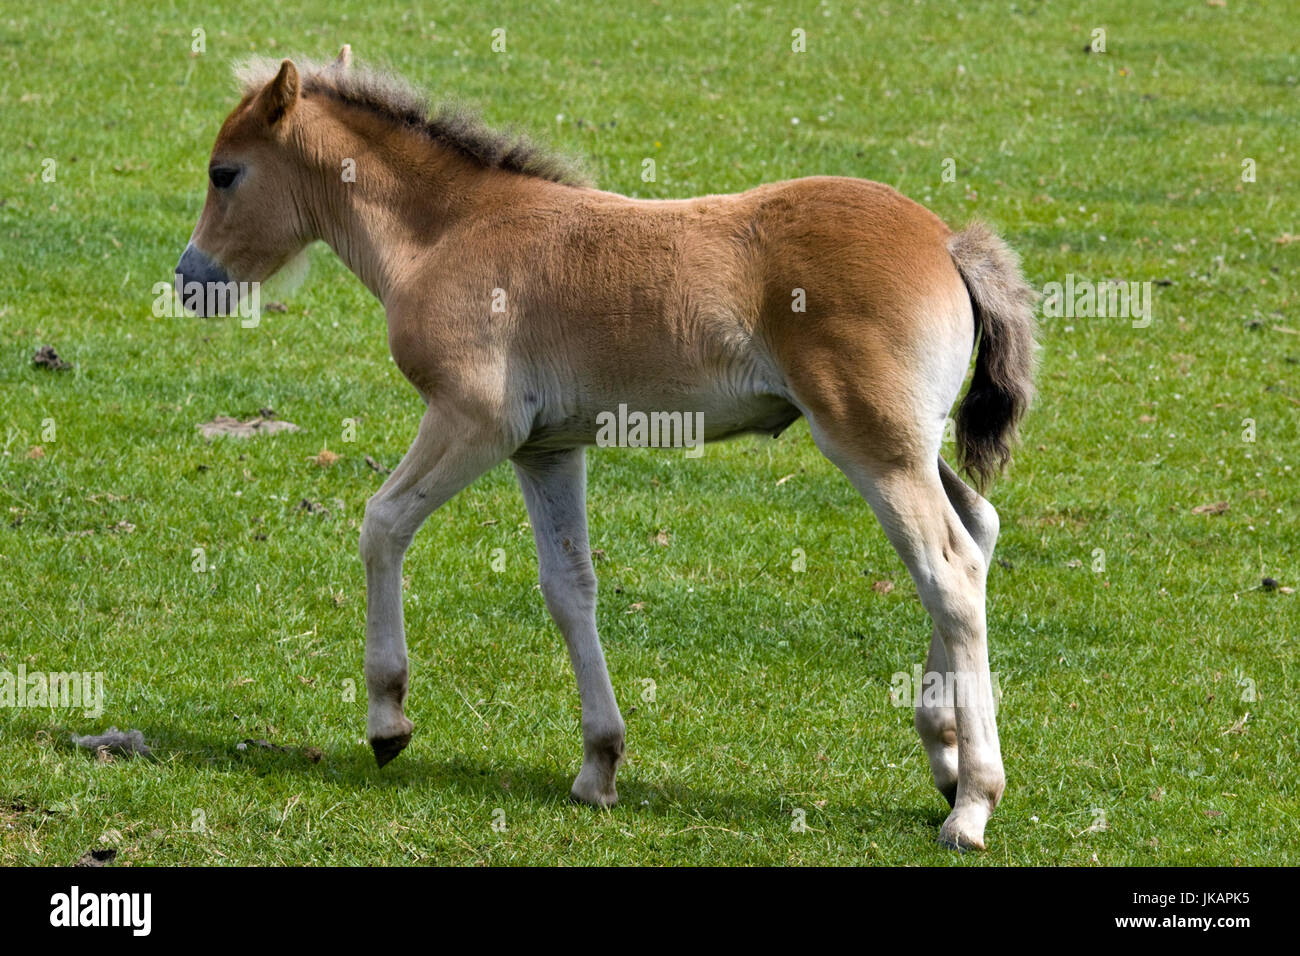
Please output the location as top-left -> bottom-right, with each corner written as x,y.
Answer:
748,177 -> 979,463
741,177 -> 1035,484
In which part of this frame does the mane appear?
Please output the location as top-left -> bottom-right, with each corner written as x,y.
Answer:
234,56 -> 591,187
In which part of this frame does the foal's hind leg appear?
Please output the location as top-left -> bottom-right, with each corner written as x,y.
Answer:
513,447 -> 624,807
361,404 -> 514,765
914,457 -> 1001,807
812,420 -> 1005,849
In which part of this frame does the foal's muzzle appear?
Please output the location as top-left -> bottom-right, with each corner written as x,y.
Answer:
174,243 -> 238,317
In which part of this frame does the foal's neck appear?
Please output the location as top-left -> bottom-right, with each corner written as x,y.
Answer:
303,118 -> 487,305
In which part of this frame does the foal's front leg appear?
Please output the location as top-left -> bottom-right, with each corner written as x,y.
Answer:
361,405 -> 511,765
513,447 -> 625,807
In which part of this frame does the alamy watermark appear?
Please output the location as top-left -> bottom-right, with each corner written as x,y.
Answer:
1042,274 -> 1152,328
152,277 -> 263,328
50,886 -> 150,936
595,403 -> 705,457
1,665 -> 104,718
890,665 -> 1003,712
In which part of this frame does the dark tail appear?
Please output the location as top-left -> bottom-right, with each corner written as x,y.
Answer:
947,222 -> 1039,491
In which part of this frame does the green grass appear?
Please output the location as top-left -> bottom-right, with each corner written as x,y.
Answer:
1,0 -> 1296,865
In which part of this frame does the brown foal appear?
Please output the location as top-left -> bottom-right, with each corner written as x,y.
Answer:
176,48 -> 1037,850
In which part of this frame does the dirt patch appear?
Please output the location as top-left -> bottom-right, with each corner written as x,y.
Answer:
32,345 -> 72,371
198,409 -> 299,439
236,738 -> 325,764
3,799 -> 54,828
237,738 -> 290,753
74,848 -> 116,867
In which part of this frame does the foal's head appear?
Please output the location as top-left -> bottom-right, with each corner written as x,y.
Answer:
176,46 -> 587,315
175,48 -> 351,315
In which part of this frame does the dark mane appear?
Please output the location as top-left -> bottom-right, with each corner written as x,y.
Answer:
236,57 -> 591,187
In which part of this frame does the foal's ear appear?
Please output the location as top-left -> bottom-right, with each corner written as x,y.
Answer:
256,59 -> 300,126
333,44 -> 352,71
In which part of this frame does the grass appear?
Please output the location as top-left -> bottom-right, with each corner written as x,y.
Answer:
0,0 -> 1296,865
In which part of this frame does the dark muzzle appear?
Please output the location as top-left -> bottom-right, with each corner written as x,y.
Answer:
174,244 -> 238,317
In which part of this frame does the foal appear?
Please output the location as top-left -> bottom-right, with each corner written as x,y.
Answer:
176,50 -> 1037,850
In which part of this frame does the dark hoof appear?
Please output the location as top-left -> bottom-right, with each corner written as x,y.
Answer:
937,835 -> 970,854
370,732 -> 411,768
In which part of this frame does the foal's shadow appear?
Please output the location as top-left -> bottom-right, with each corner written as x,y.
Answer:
74,727 -> 943,833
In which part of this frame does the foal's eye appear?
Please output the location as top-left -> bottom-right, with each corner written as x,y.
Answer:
209,165 -> 240,189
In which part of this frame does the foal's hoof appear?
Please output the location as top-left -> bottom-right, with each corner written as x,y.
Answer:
370,731 -> 412,768
570,766 -> 619,808
938,810 -> 988,852
937,834 -> 976,853
569,785 -> 618,809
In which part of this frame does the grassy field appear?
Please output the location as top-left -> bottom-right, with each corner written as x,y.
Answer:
1,0 -> 1296,866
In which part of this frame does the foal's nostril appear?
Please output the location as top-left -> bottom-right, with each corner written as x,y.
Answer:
174,244 -> 237,317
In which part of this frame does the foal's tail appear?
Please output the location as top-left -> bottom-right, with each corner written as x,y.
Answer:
947,221 -> 1039,491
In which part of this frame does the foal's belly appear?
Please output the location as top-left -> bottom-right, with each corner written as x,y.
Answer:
517,293 -> 802,452
523,386 -> 801,452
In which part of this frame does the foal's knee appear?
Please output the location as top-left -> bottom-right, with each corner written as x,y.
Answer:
359,496 -> 414,565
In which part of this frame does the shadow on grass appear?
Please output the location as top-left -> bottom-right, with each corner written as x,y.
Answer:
50,723 -> 947,836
